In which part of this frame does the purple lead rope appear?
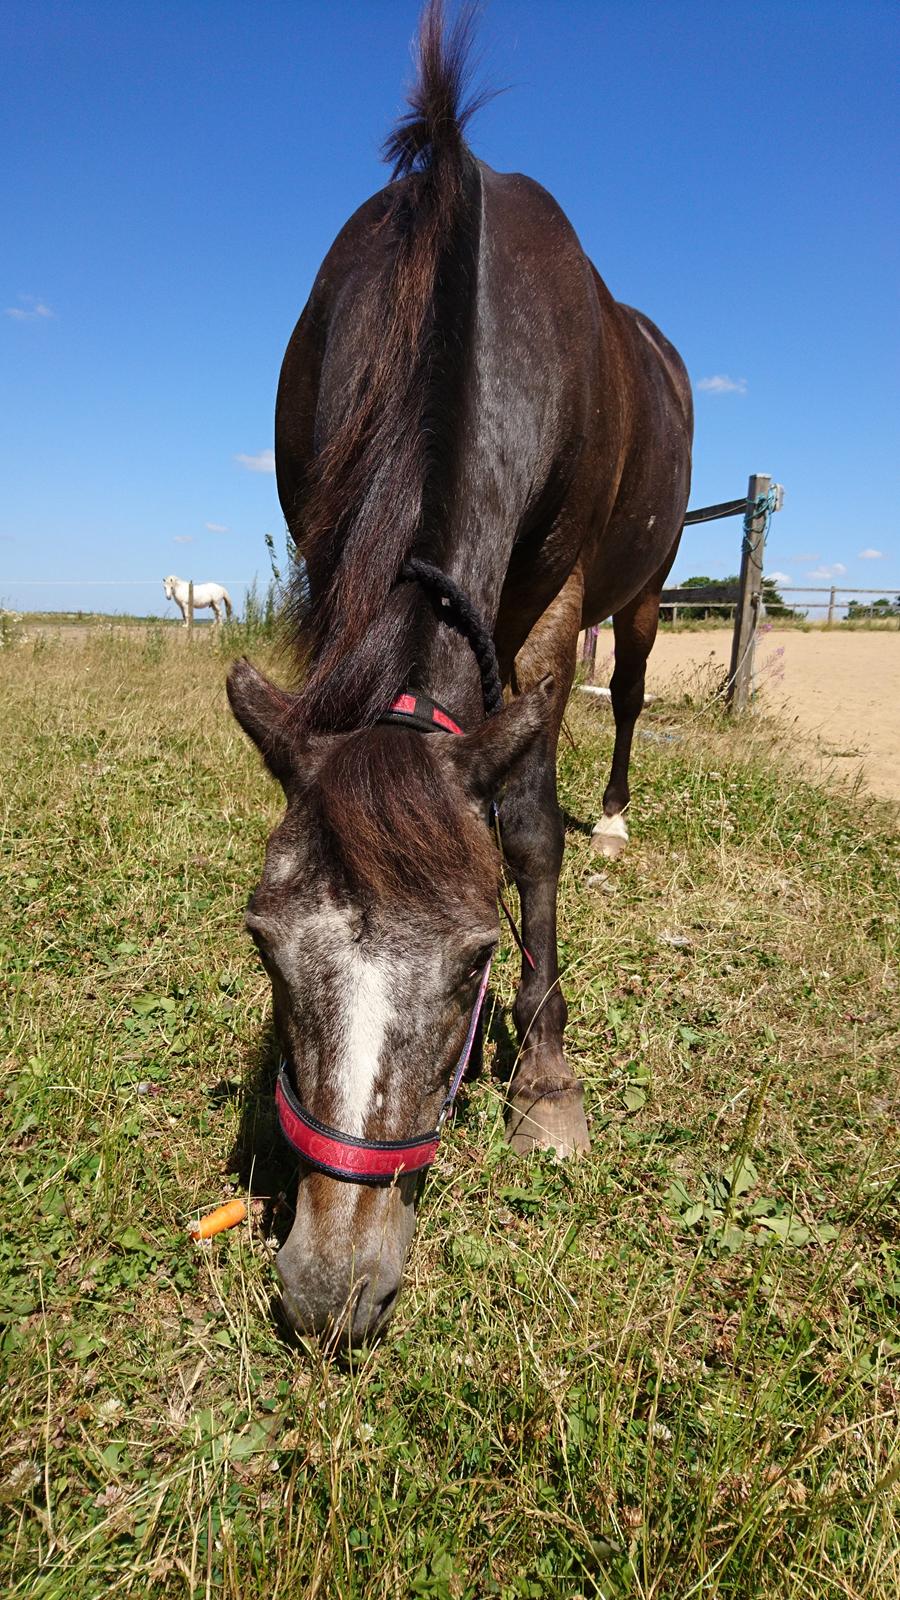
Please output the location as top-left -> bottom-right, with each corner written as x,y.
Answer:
436,957 -> 493,1130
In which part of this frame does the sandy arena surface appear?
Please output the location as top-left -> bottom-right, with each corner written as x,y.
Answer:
633,628 -> 900,806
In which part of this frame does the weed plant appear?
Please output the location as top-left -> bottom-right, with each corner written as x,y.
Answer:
1,630 -> 898,1598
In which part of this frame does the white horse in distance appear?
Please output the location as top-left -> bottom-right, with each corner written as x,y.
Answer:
163,575 -> 233,626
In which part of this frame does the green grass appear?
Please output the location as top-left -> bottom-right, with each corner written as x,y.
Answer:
13,612 -> 181,627
1,628 -> 898,1598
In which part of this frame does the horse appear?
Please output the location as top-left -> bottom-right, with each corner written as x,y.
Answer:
163,574 -> 233,625
227,1 -> 692,1347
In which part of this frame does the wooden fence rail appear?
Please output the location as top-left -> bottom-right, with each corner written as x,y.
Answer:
580,473 -> 784,711
658,585 -> 900,625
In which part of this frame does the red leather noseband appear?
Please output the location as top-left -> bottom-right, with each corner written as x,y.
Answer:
275,1068 -> 442,1185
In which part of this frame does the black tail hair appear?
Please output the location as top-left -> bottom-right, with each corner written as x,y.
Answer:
289,0 -> 486,735
384,0 -> 489,179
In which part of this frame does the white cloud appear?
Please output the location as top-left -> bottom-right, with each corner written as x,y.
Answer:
235,448 -> 275,474
858,547 -> 883,560
788,552 -> 821,564
766,571 -> 792,585
695,374 -> 747,395
807,563 -> 847,580
205,521 -> 228,533
5,294 -> 55,322
174,535 -> 194,544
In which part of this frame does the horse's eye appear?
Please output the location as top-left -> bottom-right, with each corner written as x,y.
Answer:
466,943 -> 496,980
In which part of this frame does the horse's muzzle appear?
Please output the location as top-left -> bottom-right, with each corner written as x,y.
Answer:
275,1171 -> 417,1347
276,1240 -> 404,1347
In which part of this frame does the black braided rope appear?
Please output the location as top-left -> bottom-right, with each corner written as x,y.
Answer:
399,558 -> 504,717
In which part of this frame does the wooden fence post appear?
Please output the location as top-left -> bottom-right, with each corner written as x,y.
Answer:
187,579 -> 194,638
827,586 -> 836,626
727,473 -> 770,711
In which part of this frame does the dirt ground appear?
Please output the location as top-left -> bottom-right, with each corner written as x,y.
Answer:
635,628 -> 900,805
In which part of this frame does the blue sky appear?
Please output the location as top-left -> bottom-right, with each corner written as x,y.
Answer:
2,0 -> 897,618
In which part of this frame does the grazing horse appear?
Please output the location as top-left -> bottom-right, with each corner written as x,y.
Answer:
227,1 -> 692,1346
163,574 -> 233,625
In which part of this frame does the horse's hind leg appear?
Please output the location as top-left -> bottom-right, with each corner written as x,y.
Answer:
210,600 -> 222,625
499,570 -> 590,1158
592,576 -> 666,859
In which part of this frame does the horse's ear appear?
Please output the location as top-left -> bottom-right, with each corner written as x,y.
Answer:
227,658 -> 300,787
448,676 -> 554,801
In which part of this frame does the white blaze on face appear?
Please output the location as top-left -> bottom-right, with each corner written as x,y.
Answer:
291,903 -> 395,1139
337,945 -> 393,1137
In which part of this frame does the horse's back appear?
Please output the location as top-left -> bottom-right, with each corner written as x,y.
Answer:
478,165 -> 692,630
277,153 -> 692,632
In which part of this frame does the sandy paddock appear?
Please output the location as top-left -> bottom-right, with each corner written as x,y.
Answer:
622,628 -> 900,805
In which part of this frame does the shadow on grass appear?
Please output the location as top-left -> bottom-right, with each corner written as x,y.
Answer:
561,807 -> 594,837
484,1000 -> 520,1088
225,1017 -> 297,1248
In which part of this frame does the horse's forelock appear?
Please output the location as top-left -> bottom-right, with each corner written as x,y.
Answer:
310,727 -> 495,909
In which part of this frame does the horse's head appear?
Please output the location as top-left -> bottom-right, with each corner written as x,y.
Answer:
227,659 -> 551,1345
163,575 -> 177,600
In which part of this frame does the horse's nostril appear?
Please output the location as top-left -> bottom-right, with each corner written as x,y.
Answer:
374,1287 -> 399,1326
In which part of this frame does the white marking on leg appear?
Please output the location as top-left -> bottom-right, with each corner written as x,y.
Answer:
591,812 -> 629,860
592,813 -> 629,843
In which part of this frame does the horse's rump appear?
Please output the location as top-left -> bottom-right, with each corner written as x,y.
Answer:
278,95 -> 690,720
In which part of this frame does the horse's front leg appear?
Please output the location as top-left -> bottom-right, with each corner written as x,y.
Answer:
177,599 -> 188,628
499,571 -> 590,1157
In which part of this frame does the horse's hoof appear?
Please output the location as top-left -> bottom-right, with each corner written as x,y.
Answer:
591,812 -> 628,860
506,1084 -> 591,1158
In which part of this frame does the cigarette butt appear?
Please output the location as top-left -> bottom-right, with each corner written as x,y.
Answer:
188,1199 -> 246,1240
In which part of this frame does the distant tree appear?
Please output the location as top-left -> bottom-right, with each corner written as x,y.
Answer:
660,573 -> 799,622
761,577 -> 799,619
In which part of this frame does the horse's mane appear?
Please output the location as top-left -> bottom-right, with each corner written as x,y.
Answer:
288,0 -> 487,735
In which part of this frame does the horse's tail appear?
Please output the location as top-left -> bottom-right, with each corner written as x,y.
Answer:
222,589 -> 233,619
382,0 -> 486,187
294,0 -> 486,730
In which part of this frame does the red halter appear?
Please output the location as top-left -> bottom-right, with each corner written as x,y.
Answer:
273,691 -> 505,1184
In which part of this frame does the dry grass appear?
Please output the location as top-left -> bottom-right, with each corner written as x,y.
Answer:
1,625 -> 898,1598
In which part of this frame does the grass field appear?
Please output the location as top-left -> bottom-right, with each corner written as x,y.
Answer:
2,626 -> 898,1598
